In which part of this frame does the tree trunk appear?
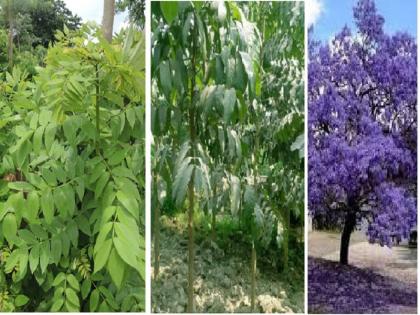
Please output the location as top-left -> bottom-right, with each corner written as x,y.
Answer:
282,207 -> 290,272
250,241 -> 256,312
7,0 -> 13,71
187,179 -> 195,312
153,191 -> 160,279
186,14 -> 197,313
95,64 -> 100,153
102,0 -> 115,42
340,212 -> 356,265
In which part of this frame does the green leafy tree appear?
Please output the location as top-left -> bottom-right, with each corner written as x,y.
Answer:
0,24 -> 145,311
246,0 -> 304,272
0,0 -> 81,73
29,0 -> 81,47
0,0 -> 33,70
152,1 -> 304,312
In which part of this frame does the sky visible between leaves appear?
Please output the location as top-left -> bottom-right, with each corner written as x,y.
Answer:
62,0 -> 128,33
307,0 -> 417,42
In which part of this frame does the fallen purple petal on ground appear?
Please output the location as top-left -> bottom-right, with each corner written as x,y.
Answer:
308,257 -> 417,314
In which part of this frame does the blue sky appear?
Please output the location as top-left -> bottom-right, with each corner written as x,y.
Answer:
308,0 -> 417,42
63,0 -> 128,33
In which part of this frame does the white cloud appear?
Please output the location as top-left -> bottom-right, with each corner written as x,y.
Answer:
63,0 -> 128,33
306,0 -> 324,27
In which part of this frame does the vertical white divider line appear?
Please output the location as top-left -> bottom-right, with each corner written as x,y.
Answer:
145,0 -> 152,313
304,0 -> 309,313
417,0 -> 419,310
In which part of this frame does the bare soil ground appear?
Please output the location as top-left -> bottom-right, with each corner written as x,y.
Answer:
152,217 -> 304,313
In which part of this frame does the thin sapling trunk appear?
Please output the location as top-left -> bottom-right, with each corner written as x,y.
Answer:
251,241 -> 257,312
186,14 -> 197,312
187,178 -> 195,312
153,182 -> 161,278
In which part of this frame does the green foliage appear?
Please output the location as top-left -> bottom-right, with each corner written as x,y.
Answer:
152,0 -> 304,263
116,0 -> 145,29
0,0 -> 80,75
0,24 -> 144,311
0,0 -> 81,48
152,2 -> 303,310
29,0 -> 82,47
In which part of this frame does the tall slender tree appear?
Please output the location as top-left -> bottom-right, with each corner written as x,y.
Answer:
6,0 -> 13,70
102,0 -> 115,42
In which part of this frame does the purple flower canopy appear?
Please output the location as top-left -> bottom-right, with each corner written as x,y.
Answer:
309,0 -> 417,246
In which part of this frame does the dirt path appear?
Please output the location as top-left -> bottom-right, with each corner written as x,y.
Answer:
309,231 -> 417,314
309,231 -> 417,285
152,218 -> 303,313
308,230 -> 366,257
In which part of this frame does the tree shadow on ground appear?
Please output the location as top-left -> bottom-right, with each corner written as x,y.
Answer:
308,257 -> 417,314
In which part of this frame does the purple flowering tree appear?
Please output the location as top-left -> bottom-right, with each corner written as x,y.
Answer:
309,0 -> 417,265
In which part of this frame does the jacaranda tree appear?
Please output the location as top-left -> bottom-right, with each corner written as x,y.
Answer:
309,0 -> 417,265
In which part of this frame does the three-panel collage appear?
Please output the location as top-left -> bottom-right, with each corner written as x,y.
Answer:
0,0 -> 416,313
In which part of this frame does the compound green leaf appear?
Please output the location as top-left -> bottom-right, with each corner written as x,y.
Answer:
8,181 -> 34,191
33,126 -> 45,154
173,162 -> 193,207
41,189 -> 54,224
15,294 -> 29,307
93,238 -> 112,274
51,235 -> 62,264
50,298 -> 64,312
113,236 -> 138,271
89,289 -> 100,311
159,61 -> 172,99
40,241 -> 50,273
107,247 -> 125,289
81,279 -> 91,299
160,1 -> 178,24
65,288 -> 80,308
116,190 -> 138,218
52,272 -> 66,286
95,172 -> 110,200
25,191 -> 40,223
29,244 -> 40,273
67,274 -> 80,291
3,213 -> 17,244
